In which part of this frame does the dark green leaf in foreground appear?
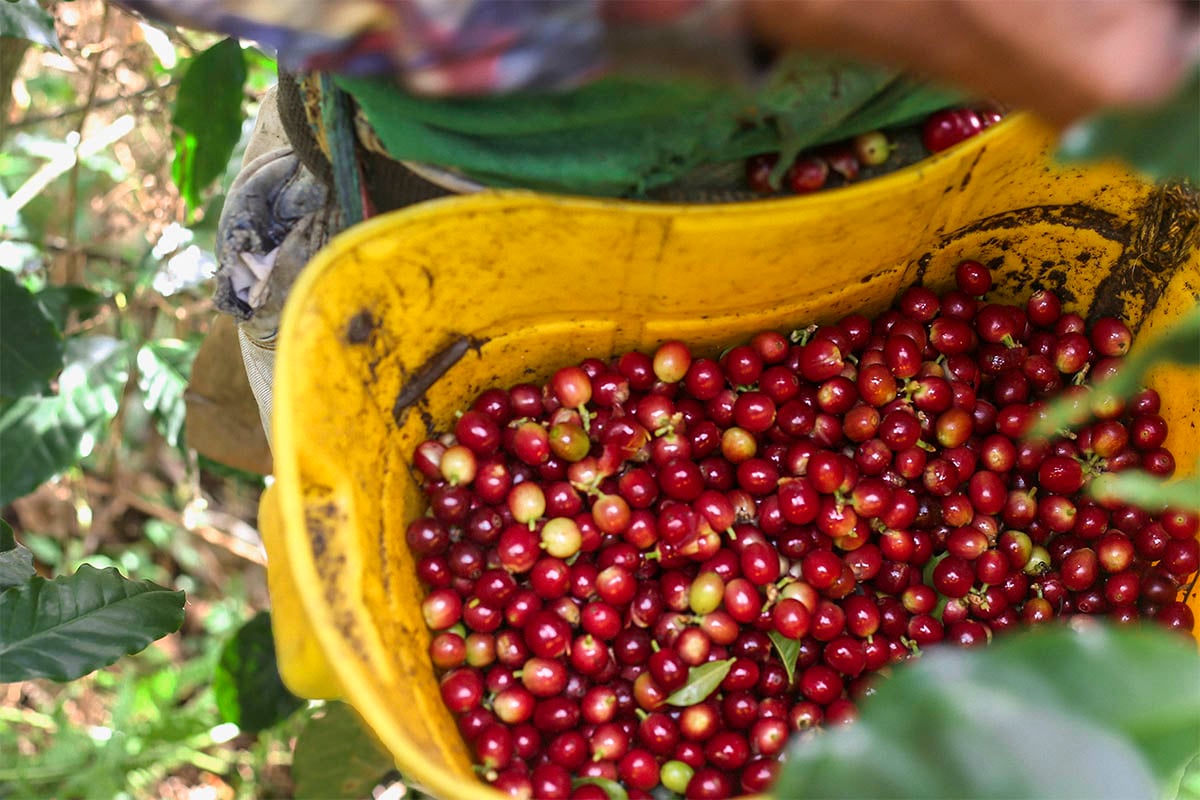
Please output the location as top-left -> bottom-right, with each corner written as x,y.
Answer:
213,611 -> 304,732
768,630 -> 802,685
1058,65 -> 1200,185
136,338 -> 198,448
665,657 -> 736,707
1090,470 -> 1200,512
0,0 -> 60,50
0,270 -> 64,399
1168,753 -> 1200,800
171,38 -> 246,211
0,335 -> 129,507
34,284 -> 103,332
0,564 -> 185,682
773,624 -> 1200,800
0,519 -> 35,590
292,702 -> 395,800
1034,303 -> 1200,438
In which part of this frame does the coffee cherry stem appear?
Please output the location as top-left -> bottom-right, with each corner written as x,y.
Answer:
932,594 -> 950,621
790,325 -> 817,345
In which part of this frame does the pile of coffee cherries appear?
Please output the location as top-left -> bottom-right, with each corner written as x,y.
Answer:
407,261 -> 1197,799
745,106 -> 1005,196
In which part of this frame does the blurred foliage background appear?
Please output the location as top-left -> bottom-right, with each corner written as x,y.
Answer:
0,3 -> 308,798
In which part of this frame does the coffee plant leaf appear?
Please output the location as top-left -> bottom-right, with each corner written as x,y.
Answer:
212,611 -> 304,732
345,72 -> 725,138
171,38 -> 246,212
136,338 -> 198,448
0,518 -> 14,551
0,270 -> 63,399
0,0 -> 60,51
0,335 -> 128,507
1090,470 -> 1200,512
0,519 -> 35,591
339,73 -> 739,197
292,702 -> 396,800
755,57 -> 963,179
817,77 -> 965,143
341,55 -> 961,197
768,630 -> 802,684
773,624 -> 1200,799
1034,302 -> 1200,438
573,777 -> 629,800
1058,65 -> 1200,185
34,284 -> 103,332
0,564 -> 185,682
665,657 -> 736,707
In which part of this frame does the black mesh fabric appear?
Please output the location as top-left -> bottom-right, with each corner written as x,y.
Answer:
276,69 -> 452,213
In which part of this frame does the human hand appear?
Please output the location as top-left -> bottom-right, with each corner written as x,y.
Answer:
745,0 -> 1200,126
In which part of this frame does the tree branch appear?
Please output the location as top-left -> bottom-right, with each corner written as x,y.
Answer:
65,2 -> 112,258
0,233 -> 135,268
7,82 -> 172,131
83,475 -> 267,567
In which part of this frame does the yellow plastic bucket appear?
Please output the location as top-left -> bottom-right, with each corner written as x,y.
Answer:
263,112 -> 1200,800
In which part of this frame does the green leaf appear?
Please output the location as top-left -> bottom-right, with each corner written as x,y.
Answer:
0,518 -> 14,551
344,73 -> 725,137
244,47 -> 279,94
1058,65 -> 1200,185
573,777 -> 629,800
816,77 -> 966,144
747,56 -> 941,176
0,564 -> 185,682
0,0 -> 59,51
292,702 -> 395,800
0,519 -> 35,591
1034,303 -> 1200,437
0,270 -> 64,399
339,55 -> 961,197
340,74 -> 738,196
768,630 -> 802,685
665,657 -> 736,707
34,284 -> 103,332
1091,471 -> 1200,512
773,624 -> 1200,800
1167,753 -> 1200,800
171,38 -> 247,212
0,335 -> 129,507
212,611 -> 304,732
136,338 -> 198,448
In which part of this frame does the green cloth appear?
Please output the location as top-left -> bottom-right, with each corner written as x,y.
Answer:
339,54 -> 964,198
